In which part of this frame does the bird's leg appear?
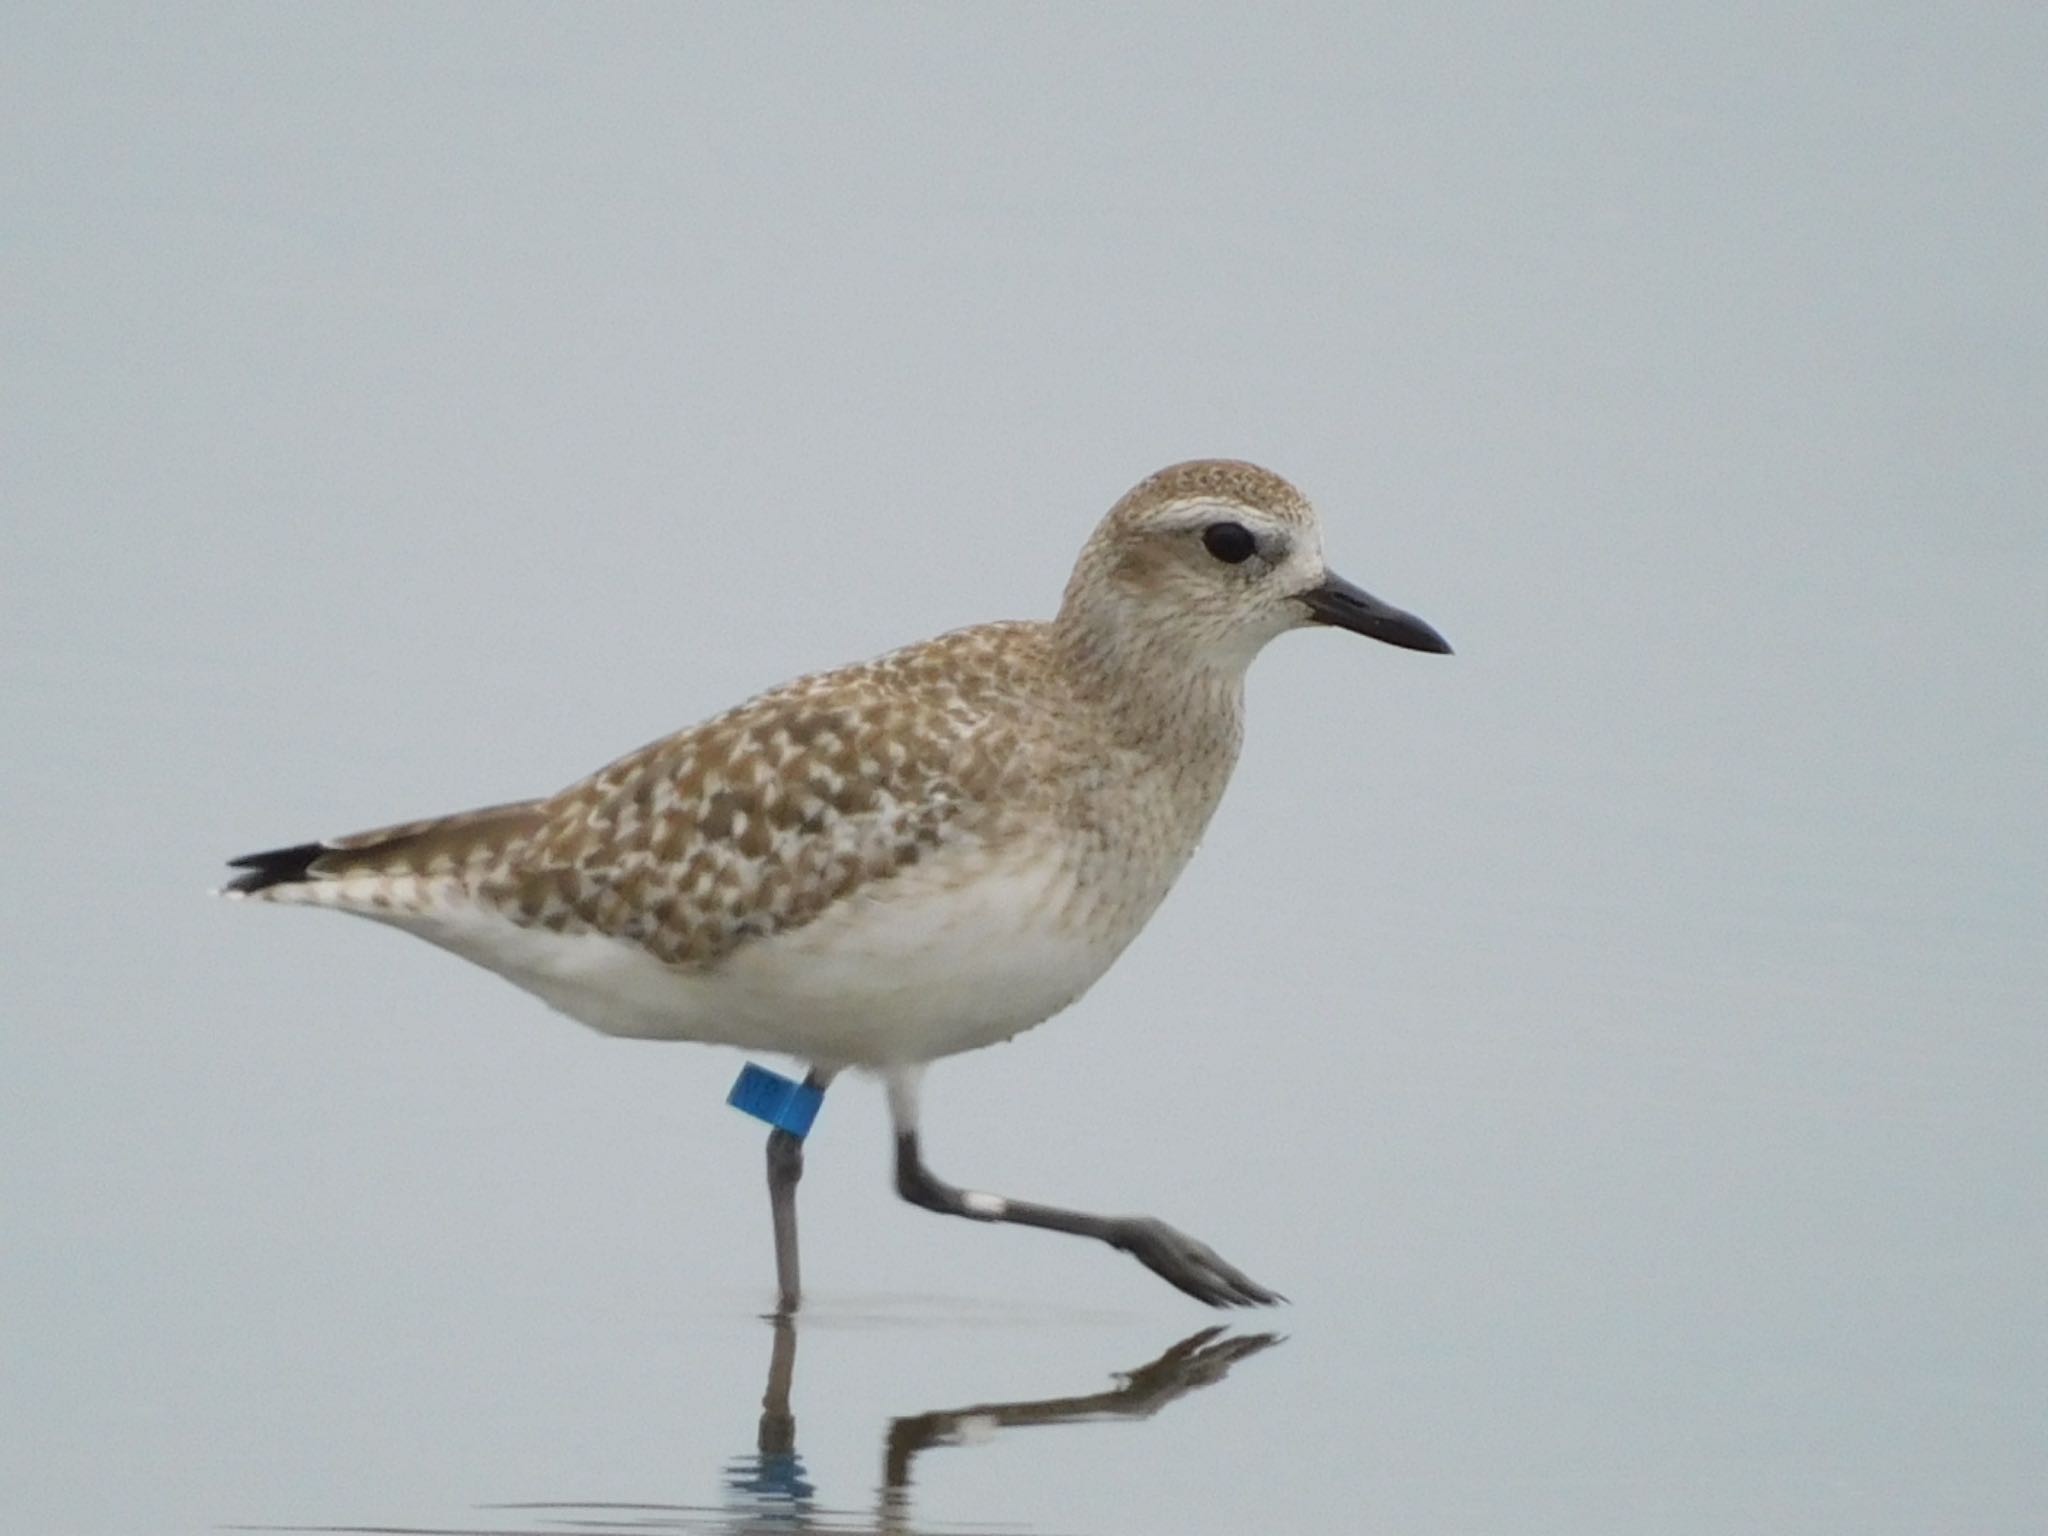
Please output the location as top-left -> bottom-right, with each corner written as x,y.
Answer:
882,1067 -> 1281,1309
766,1068 -> 833,1315
766,1126 -> 804,1313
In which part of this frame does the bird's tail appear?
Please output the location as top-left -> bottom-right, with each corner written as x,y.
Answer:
220,800 -> 547,900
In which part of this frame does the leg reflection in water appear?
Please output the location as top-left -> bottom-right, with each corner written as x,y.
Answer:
720,1314 -> 1282,1532
722,1315 -> 814,1510
261,1318 -> 1281,1535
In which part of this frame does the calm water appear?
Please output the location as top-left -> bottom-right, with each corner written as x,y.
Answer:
219,1315 -> 1281,1536
9,7 -> 2045,1533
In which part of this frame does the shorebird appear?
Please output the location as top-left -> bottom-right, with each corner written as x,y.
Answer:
223,459 -> 1450,1310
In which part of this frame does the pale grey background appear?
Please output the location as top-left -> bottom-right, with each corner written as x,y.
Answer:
4,6 -> 2044,1534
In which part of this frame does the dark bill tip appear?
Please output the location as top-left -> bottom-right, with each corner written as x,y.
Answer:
1298,572 -> 1453,654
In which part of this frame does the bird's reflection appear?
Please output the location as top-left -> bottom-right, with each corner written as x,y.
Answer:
722,1314 -> 813,1513
712,1315 -> 1281,1533
257,1317 -> 1279,1536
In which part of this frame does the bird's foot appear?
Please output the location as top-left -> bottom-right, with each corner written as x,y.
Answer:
1107,1216 -> 1285,1308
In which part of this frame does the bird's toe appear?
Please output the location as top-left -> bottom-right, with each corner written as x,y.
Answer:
1113,1217 -> 1284,1308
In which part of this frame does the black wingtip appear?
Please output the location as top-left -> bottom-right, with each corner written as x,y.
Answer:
222,841 -> 329,895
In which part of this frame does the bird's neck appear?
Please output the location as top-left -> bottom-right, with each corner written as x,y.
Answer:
1044,616 -> 1248,933
1050,614 -> 1249,773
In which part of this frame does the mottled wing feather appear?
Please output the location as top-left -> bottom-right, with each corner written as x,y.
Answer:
224,801 -> 548,895
320,801 -> 547,857
480,631 -> 1038,967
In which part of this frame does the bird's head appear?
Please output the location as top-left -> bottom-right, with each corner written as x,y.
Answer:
1057,459 -> 1452,675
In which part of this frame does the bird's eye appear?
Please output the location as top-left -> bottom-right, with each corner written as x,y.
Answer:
1201,521 -> 1258,565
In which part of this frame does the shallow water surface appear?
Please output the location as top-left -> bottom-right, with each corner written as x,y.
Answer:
225,1314 -> 1278,1536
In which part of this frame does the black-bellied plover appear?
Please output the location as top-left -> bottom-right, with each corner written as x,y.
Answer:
224,459 -> 1450,1310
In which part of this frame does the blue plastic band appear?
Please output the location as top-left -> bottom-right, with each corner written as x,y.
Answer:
727,1062 -> 824,1138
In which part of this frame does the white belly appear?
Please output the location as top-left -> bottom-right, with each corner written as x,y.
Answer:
349,847 -> 1139,1069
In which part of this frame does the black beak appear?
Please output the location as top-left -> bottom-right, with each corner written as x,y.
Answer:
1298,572 -> 1453,654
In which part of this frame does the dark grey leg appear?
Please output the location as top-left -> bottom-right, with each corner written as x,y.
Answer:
766,1069 -> 832,1314
883,1068 -> 1280,1309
